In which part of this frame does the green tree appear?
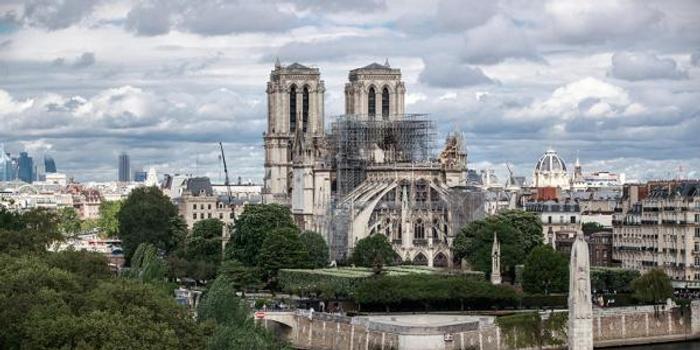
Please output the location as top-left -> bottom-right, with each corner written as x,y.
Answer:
219,259 -> 262,296
522,245 -> 568,295
124,243 -> 168,284
225,204 -> 297,266
582,222 -> 605,235
44,248 -> 111,288
187,219 -> 224,264
257,227 -> 310,284
57,207 -> 82,236
199,275 -> 289,350
98,200 -> 123,237
497,210 -> 543,254
350,234 -> 397,270
0,209 -> 63,255
299,230 -> 329,268
453,217 -> 523,276
118,187 -> 180,261
632,268 -> 673,305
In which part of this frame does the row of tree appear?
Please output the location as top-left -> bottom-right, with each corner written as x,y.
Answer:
0,208 -> 208,349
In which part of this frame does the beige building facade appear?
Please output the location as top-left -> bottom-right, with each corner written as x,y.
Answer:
613,181 -> 700,284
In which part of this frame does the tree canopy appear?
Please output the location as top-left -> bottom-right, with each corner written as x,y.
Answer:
225,204 -> 297,266
299,230 -> 330,268
453,210 -> 543,276
118,187 -> 182,262
257,227 -> 310,284
632,268 -> 673,305
522,245 -> 568,295
350,234 -> 398,270
98,200 -> 122,237
199,275 -> 290,350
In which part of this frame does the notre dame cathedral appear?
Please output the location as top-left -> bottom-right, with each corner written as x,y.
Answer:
262,60 -> 484,267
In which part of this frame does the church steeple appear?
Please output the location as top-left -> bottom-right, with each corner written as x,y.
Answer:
491,231 -> 502,285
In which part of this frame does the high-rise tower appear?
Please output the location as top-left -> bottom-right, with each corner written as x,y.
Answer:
118,152 -> 130,182
44,155 -> 57,173
262,61 -> 325,205
344,61 -> 405,120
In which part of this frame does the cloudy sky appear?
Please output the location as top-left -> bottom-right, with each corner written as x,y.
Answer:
1,0 -> 699,183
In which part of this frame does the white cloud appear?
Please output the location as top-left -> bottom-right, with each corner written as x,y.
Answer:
0,89 -> 34,115
510,77 -> 635,119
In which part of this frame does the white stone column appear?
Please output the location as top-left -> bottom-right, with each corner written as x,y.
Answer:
568,231 -> 593,350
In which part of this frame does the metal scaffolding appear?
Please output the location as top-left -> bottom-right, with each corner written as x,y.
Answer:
329,114 -> 436,197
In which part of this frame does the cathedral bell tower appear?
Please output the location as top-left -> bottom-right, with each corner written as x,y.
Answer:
344,60 -> 405,120
263,61 -> 325,205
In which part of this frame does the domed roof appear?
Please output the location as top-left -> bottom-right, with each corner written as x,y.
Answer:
535,148 -> 567,173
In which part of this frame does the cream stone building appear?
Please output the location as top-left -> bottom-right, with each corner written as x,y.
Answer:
613,181 -> 700,285
262,61 -> 484,266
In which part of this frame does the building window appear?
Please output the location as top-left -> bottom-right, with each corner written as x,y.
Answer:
696,214 -> 700,223
695,227 -> 700,238
289,85 -> 297,132
548,216 -> 552,224
382,87 -> 389,119
192,204 -> 196,210
200,213 -> 204,219
208,204 -> 211,210
208,213 -> 211,219
302,86 -> 309,132
570,216 -> 576,224
219,213 -> 223,219
229,212 -> 234,219
414,219 -> 425,239
193,213 -> 197,220
368,87 -> 376,119
200,204 -> 204,210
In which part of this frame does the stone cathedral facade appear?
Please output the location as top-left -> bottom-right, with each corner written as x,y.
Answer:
262,61 -> 483,267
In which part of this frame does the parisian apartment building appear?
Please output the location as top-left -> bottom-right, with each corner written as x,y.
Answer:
613,180 -> 700,285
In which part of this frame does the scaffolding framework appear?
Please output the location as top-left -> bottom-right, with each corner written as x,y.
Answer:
329,114 -> 436,197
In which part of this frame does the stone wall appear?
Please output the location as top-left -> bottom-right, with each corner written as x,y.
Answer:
268,302 -> 700,350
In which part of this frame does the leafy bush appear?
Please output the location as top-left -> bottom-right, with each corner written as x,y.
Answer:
354,274 -> 519,312
591,267 -> 640,293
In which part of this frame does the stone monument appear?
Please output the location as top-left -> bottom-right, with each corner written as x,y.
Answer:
568,231 -> 593,349
490,232 -> 501,285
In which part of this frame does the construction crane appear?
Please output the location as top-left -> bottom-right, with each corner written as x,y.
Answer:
219,142 -> 233,259
219,142 -> 233,203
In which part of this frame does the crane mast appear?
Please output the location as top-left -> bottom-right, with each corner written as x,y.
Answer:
219,142 -> 233,203
219,142 -> 233,259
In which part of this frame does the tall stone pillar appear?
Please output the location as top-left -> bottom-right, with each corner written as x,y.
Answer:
568,231 -> 593,350
490,232 -> 502,285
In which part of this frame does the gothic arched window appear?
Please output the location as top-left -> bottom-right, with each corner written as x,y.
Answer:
414,219 -> 425,240
382,87 -> 390,119
289,85 -> 297,132
302,86 -> 309,132
368,87 -> 376,119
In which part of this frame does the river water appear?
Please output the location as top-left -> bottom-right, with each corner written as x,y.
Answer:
606,340 -> 700,350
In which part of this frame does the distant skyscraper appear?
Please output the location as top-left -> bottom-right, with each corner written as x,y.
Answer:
134,170 -> 147,182
18,152 -> 33,183
44,155 -> 57,173
118,153 -> 130,182
0,144 -> 11,181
